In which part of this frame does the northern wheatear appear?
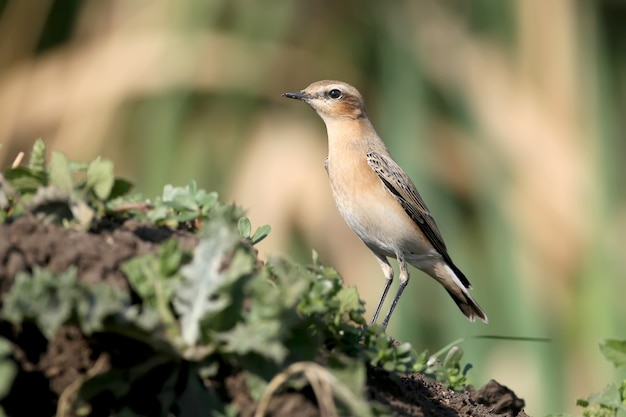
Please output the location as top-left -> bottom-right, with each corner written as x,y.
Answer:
283,80 -> 488,330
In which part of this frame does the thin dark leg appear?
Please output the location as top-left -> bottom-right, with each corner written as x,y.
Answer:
380,255 -> 410,330
371,255 -> 393,325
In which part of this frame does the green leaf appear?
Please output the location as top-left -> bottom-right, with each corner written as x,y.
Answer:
238,217 -> 251,238
0,338 -> 12,357
147,205 -> 169,223
108,178 -> 134,200
163,184 -> 198,211
0,361 -> 16,401
329,361 -> 366,397
3,167 -> 47,193
48,152 -> 74,193
173,223 -> 240,346
599,339 -> 626,369
2,267 -> 77,338
219,320 -> 287,363
159,239 -> 190,276
251,224 -> 271,245
122,240 -> 187,335
336,286 -> 364,317
587,383 -> 624,410
28,139 -> 46,173
74,283 -> 129,335
86,157 -> 115,200
2,266 -> 129,338
0,337 -> 16,400
197,191 -> 218,212
266,257 -> 315,311
68,161 -> 89,171
395,342 -> 413,356
243,370 -> 269,402
443,346 -> 463,368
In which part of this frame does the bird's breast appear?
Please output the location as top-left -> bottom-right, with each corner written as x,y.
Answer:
326,153 -> 431,258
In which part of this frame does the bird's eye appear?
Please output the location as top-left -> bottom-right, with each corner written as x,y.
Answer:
328,89 -> 342,99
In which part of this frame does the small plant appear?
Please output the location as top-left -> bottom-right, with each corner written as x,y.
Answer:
415,344 -> 472,391
575,339 -> 626,417
0,142 -> 478,415
547,339 -> 626,417
1,139 -> 132,227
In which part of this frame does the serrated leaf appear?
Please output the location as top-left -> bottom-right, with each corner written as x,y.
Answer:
2,267 -> 77,338
266,257 -> 315,310
49,152 -> 74,193
219,320 -> 287,363
28,139 -> 46,172
162,184 -> 198,211
122,241 -> 185,334
599,339 -> 626,369
74,284 -> 128,335
162,184 -> 177,201
173,223 -> 239,346
2,266 -> 129,338
238,217 -> 251,238
336,286 -> 363,316
165,197 -> 197,212
587,383 -> 624,410
86,157 -> 115,200
197,191 -> 218,210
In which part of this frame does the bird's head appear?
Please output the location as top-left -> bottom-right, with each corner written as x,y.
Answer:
283,80 -> 367,121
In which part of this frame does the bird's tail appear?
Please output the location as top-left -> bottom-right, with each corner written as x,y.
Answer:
437,263 -> 489,323
446,288 -> 488,323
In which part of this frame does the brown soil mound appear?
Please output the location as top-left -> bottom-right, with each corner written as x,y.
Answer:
0,216 -> 529,416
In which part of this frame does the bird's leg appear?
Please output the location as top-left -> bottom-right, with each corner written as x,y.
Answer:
380,254 -> 410,330
371,254 -> 393,326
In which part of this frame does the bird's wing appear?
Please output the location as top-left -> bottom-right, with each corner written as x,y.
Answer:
367,151 -> 445,249
367,151 -> 471,287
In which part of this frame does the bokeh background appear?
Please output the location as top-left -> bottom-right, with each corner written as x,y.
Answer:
1,0 -> 626,415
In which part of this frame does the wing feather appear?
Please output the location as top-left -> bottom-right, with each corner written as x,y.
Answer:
366,151 -> 471,288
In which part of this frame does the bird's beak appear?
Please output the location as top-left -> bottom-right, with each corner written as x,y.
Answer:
282,91 -> 309,101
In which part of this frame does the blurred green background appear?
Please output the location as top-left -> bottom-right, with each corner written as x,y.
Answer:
1,0 -> 626,415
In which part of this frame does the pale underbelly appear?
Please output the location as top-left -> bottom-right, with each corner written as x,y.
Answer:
331,184 -> 435,261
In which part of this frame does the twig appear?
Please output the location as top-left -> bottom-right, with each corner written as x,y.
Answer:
11,151 -> 24,168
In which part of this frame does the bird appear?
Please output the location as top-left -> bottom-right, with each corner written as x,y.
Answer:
283,80 -> 488,330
